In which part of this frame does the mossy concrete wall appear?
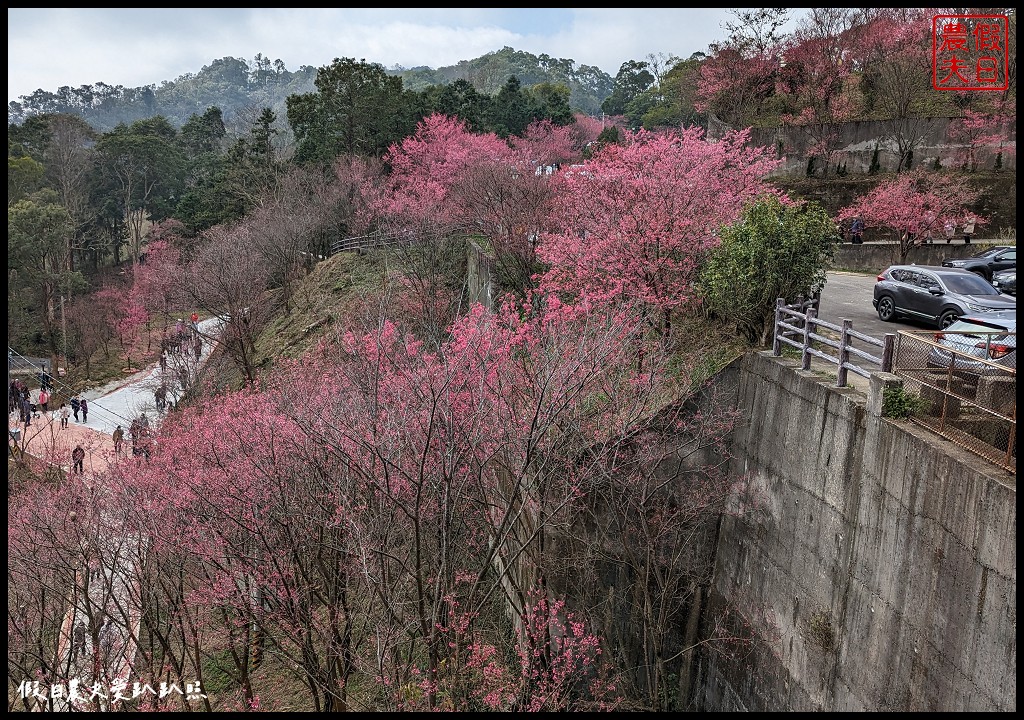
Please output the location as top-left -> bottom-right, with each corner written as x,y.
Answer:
697,351 -> 1016,711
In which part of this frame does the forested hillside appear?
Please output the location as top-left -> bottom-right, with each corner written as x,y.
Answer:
8,47 -> 614,131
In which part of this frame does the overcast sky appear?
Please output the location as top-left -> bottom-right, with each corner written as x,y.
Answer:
8,8 -> 810,104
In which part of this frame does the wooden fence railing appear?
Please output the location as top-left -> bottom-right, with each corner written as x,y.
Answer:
329,231 -> 416,256
772,297 -> 895,387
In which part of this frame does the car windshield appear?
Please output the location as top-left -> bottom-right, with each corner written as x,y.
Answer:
974,247 -> 1005,258
941,273 -> 1000,295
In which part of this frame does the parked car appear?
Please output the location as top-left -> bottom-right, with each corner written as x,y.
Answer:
941,245 -> 1016,281
926,311 -> 1017,376
873,265 -> 1017,329
992,268 -> 1016,296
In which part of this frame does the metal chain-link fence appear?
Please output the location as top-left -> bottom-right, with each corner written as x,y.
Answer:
892,330 -> 1016,473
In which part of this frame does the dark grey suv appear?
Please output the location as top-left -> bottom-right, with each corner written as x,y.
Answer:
873,265 -> 1017,329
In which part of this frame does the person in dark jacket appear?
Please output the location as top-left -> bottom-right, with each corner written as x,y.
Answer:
70,395 -> 81,422
850,217 -> 865,244
80,397 -> 88,423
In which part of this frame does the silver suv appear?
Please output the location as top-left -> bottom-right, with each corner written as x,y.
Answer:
926,312 -> 1017,376
873,265 -> 1016,329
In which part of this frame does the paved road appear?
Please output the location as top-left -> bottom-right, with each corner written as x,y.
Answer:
818,270 -> 935,341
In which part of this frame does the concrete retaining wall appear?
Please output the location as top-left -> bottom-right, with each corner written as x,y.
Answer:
744,118 -> 1016,176
696,351 -> 1016,711
832,241 -> 1010,274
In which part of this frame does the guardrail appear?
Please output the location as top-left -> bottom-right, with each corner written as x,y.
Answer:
330,231 -> 416,256
772,297 -> 895,387
891,330 -> 1015,473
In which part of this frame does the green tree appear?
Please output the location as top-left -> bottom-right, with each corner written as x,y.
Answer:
420,78 -> 492,131
179,106 -> 226,154
93,117 -> 185,266
287,57 -> 416,163
601,60 -> 655,117
699,195 -> 839,345
486,76 -> 542,137
8,154 -> 44,206
8,197 -> 84,355
635,56 -> 705,130
528,82 -> 575,125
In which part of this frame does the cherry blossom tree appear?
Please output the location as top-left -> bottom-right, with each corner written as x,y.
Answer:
184,223 -> 271,384
96,284 -> 149,372
695,9 -> 790,128
850,8 -> 935,172
131,238 -> 183,342
947,108 -> 1016,172
537,126 -> 783,338
779,8 -> 859,177
837,170 -> 984,262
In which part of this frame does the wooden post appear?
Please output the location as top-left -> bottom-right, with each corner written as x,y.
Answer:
802,307 -> 816,371
837,319 -> 852,387
773,298 -> 785,356
881,334 -> 895,372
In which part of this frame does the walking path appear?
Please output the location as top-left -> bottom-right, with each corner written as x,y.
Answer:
9,316 -> 223,711
9,317 -> 223,474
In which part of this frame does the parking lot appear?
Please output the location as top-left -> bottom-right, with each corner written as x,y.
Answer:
818,270 -> 937,341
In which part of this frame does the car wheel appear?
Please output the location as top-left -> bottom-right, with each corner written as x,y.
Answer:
939,310 -> 959,329
877,296 -> 897,322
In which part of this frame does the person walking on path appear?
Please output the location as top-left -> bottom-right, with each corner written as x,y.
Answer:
20,397 -> 32,428
70,395 -> 81,422
113,425 -> 124,456
72,445 -> 85,474
38,388 -> 50,413
944,220 -> 957,243
80,397 -> 89,423
59,403 -> 70,429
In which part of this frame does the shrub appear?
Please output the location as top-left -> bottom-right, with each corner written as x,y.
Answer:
882,385 -> 928,419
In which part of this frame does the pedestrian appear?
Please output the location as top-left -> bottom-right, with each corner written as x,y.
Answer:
59,403 -> 70,429
72,444 -> 85,474
193,334 -> 202,358
159,349 -> 167,372
850,216 -> 864,244
21,397 -> 32,428
944,219 -> 957,243
70,395 -> 81,422
962,215 -> 975,244
80,397 -> 88,423
38,388 -> 49,413
112,425 -> 124,455
9,380 -> 19,414
154,385 -> 166,411
41,365 -> 52,392
138,426 -> 152,460
130,416 -> 144,456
